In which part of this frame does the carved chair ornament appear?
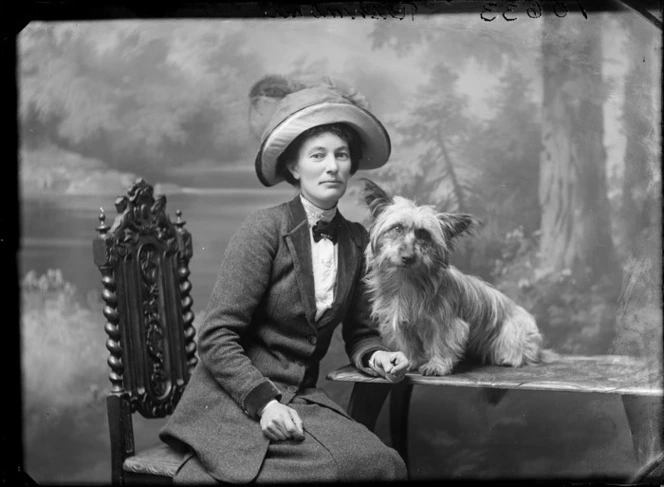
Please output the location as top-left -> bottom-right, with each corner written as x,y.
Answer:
93,179 -> 198,418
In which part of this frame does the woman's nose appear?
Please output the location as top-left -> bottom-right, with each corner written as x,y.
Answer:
325,155 -> 339,173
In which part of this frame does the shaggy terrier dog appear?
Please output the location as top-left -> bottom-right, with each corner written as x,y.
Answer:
362,179 -> 544,376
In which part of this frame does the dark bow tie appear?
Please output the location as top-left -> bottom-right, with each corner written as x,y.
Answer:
312,219 -> 339,244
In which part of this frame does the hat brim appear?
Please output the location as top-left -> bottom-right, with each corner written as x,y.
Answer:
255,102 -> 391,187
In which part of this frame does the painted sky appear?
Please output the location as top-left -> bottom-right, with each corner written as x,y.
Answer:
18,13 -> 660,200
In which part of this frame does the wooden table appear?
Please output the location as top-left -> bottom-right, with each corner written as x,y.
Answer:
327,354 -> 663,481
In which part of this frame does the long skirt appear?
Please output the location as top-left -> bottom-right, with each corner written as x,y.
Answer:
174,396 -> 407,483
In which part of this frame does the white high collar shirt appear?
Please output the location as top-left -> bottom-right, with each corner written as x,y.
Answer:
300,195 -> 338,322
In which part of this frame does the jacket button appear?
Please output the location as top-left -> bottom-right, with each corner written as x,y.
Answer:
308,335 -> 317,345
287,385 -> 298,393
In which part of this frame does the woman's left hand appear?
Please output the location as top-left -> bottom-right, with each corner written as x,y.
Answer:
368,351 -> 409,383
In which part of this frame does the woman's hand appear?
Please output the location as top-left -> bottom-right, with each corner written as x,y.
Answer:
369,351 -> 409,383
259,401 -> 305,442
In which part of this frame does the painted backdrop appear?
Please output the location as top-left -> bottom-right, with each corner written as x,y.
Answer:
19,10 -> 661,483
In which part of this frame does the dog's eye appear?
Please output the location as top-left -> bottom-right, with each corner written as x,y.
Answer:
391,224 -> 403,234
415,228 -> 431,240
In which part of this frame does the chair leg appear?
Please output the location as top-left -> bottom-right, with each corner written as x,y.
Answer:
622,394 -> 663,482
108,394 -> 135,485
347,382 -> 391,432
390,382 -> 413,470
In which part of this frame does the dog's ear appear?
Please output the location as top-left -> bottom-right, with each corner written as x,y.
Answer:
360,178 -> 393,219
438,213 -> 481,241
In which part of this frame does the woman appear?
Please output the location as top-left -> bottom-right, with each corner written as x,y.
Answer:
160,83 -> 409,483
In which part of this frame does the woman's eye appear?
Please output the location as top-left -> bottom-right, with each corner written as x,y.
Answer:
311,152 -> 325,160
415,228 -> 431,240
336,151 -> 350,160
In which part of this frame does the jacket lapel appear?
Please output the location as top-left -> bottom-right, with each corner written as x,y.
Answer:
285,196 -> 366,330
284,197 -> 318,329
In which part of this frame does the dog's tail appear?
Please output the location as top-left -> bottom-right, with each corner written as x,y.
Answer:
537,348 -> 560,364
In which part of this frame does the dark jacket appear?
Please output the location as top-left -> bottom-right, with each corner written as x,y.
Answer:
159,195 -> 387,483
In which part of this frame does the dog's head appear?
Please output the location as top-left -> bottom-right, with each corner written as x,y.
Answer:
361,178 -> 480,274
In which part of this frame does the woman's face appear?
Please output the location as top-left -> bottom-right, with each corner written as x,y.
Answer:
288,131 -> 352,209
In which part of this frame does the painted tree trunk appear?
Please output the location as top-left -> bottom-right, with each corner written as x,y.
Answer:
538,15 -> 617,282
439,135 -> 465,212
612,15 -> 662,368
619,15 -> 660,258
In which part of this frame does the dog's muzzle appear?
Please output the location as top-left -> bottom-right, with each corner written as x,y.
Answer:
400,255 -> 416,266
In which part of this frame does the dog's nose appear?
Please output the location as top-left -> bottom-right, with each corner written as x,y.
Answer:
401,255 -> 415,265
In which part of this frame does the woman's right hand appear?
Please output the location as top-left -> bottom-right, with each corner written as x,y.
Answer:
259,401 -> 305,442
369,350 -> 409,382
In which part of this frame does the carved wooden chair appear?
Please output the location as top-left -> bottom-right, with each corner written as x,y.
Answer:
93,179 -> 198,485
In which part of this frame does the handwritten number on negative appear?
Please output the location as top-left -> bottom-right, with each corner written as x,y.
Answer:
553,2 -> 569,17
503,3 -> 517,21
481,1 -> 587,20
574,0 -> 589,19
526,1 -> 542,18
481,2 -> 497,21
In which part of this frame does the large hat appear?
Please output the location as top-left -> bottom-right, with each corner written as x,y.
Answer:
250,77 -> 391,187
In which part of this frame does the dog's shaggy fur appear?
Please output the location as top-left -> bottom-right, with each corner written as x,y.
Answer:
361,179 -> 544,376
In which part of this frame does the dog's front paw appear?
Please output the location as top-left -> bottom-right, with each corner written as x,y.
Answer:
418,361 -> 453,376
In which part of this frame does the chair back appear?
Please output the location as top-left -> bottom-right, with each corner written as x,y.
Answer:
93,178 -> 198,418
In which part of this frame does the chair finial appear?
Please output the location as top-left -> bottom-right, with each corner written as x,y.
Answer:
175,209 -> 185,229
97,207 -> 110,236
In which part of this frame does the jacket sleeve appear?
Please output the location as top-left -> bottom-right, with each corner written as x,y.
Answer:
341,224 -> 389,374
196,209 -> 282,418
